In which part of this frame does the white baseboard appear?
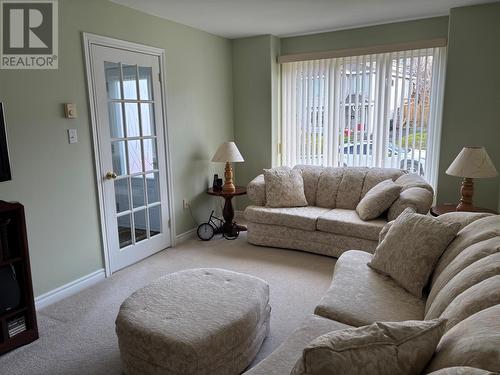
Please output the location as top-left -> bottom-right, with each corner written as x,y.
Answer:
35,268 -> 106,310
176,228 -> 196,244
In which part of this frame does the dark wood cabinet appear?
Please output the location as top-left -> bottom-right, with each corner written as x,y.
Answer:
0,201 -> 38,355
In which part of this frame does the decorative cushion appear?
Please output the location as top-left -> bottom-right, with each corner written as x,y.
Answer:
316,209 -> 387,241
244,205 -> 330,232
360,168 -> 405,197
263,166 -> 308,208
291,319 -> 446,375
356,179 -> 402,220
425,305 -> 500,373
315,250 -> 425,327
427,367 -> 497,375
368,208 -> 460,298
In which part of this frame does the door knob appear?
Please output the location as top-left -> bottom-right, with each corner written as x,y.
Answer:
105,171 -> 117,180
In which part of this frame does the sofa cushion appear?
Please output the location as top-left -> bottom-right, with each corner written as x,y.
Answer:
430,215 -> 500,292
356,179 -> 402,220
315,250 -> 425,327
426,237 -> 500,315
425,252 -> 500,320
263,166 -> 308,207
293,165 -> 324,206
315,167 -> 345,208
360,167 -> 404,197
427,367 -> 497,375
368,208 -> 460,298
316,209 -> 387,241
336,167 -> 370,209
244,206 -> 330,232
439,276 -> 500,332
243,315 -> 351,375
425,305 -> 500,373
291,319 -> 446,375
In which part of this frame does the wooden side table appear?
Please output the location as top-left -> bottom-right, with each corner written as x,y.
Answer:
430,203 -> 498,217
207,186 -> 247,237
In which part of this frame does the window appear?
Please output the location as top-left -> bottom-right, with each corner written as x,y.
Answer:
280,47 -> 447,186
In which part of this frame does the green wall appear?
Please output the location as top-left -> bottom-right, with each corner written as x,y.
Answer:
0,0 -> 233,296
232,17 -> 450,203
281,17 -> 449,55
437,3 -> 500,209
232,35 -> 280,209
233,8 -> 500,211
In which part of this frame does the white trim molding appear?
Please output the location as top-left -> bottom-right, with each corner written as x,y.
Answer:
35,269 -> 106,310
176,228 -> 196,244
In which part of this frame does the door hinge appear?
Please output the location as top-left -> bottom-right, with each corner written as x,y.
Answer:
168,219 -> 171,228
277,142 -> 282,155
158,72 -> 162,82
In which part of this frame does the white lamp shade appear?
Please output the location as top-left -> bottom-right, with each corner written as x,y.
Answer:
446,147 -> 498,178
211,141 -> 244,163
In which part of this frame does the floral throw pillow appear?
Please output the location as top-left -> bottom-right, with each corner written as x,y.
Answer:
356,179 -> 402,220
291,319 -> 446,375
263,166 -> 308,208
368,208 -> 461,298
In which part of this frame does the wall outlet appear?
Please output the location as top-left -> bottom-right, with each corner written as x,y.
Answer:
183,199 -> 190,210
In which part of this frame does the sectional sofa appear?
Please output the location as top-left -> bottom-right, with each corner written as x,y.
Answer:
245,212 -> 500,374
245,165 -> 434,257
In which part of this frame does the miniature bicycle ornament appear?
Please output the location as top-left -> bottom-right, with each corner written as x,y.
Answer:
197,210 -> 239,241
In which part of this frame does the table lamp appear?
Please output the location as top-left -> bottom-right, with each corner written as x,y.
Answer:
446,146 -> 498,211
211,141 -> 244,193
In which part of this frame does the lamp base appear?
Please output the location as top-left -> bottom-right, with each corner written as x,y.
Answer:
222,162 -> 235,193
456,177 -> 474,211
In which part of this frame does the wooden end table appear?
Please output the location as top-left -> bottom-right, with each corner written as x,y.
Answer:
207,186 -> 247,237
430,203 -> 498,217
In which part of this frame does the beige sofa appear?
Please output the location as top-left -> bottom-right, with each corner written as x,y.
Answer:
245,165 -> 434,257
245,212 -> 500,374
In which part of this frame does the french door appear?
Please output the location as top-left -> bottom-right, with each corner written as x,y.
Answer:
87,41 -> 171,273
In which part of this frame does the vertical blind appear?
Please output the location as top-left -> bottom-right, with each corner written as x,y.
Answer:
280,47 -> 447,187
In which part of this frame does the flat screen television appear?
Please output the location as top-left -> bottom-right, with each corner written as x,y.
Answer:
0,103 -> 12,182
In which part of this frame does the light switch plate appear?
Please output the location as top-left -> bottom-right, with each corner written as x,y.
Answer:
64,103 -> 77,119
68,129 -> 78,144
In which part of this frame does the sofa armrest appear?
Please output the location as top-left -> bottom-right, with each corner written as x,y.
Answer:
395,173 -> 434,195
247,174 -> 266,206
388,187 -> 433,221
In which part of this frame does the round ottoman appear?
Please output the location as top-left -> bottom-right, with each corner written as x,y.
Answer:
115,268 -> 271,375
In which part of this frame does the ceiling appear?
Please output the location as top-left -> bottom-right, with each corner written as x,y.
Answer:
111,0 -> 493,39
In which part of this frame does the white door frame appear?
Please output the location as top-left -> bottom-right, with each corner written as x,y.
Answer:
82,32 -> 176,277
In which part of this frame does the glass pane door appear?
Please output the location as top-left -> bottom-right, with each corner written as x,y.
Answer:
105,62 -> 162,249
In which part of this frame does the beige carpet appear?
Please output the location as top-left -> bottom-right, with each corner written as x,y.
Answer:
0,232 -> 336,375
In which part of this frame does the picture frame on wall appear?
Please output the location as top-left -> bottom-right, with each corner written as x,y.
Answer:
0,103 -> 12,182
